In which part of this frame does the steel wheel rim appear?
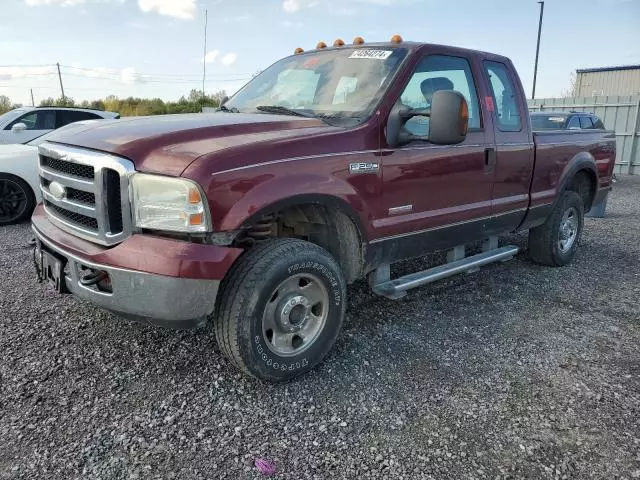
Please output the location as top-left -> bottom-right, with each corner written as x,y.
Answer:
0,179 -> 27,223
558,206 -> 579,253
262,273 -> 329,357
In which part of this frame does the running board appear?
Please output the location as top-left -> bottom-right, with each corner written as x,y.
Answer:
370,245 -> 519,299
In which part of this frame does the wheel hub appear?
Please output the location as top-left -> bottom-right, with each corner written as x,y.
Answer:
277,295 -> 311,332
558,207 -> 579,253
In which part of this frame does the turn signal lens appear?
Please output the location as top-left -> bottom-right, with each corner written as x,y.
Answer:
188,187 -> 202,204
333,38 -> 345,47
390,34 -> 403,43
459,100 -> 469,135
353,36 -> 365,45
316,41 -> 327,49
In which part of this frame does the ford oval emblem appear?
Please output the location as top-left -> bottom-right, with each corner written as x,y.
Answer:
49,181 -> 67,200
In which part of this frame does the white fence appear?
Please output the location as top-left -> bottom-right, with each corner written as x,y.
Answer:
528,96 -> 640,175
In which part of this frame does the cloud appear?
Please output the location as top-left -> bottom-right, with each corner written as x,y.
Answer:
120,67 -> 145,84
137,0 -> 195,19
203,50 -> 220,64
0,65 -> 56,80
221,53 -> 238,66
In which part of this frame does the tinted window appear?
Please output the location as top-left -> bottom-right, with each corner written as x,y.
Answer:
484,61 -> 522,131
567,116 -> 581,129
592,116 -> 605,129
530,114 -> 568,130
56,110 -> 101,128
579,116 -> 593,129
6,110 -> 56,130
399,54 -> 481,136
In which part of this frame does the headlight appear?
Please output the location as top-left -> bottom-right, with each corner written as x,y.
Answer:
131,173 -> 211,233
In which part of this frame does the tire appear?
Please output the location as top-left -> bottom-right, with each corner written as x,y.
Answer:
528,190 -> 584,267
213,238 -> 346,382
0,173 -> 36,226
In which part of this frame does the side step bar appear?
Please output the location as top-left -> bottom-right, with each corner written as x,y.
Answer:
370,245 -> 519,299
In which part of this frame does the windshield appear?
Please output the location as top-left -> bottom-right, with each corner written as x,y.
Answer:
530,114 -> 568,130
0,108 -> 27,125
225,47 -> 408,125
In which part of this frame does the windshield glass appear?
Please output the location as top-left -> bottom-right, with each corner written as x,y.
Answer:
0,108 -> 27,125
530,114 -> 568,130
225,47 -> 408,125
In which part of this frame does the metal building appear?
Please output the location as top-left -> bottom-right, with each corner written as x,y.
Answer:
575,65 -> 640,97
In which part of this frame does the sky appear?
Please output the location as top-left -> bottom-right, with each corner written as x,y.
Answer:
1,0 -> 638,106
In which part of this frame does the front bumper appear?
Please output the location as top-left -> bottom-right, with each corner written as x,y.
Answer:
32,205 -> 243,328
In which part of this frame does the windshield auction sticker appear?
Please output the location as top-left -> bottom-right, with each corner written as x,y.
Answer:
349,49 -> 393,60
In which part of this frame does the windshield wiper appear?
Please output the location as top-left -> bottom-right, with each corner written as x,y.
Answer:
218,104 -> 239,113
255,105 -> 315,118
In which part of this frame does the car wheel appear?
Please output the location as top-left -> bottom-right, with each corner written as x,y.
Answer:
0,173 -> 36,226
528,190 -> 584,267
213,238 -> 346,382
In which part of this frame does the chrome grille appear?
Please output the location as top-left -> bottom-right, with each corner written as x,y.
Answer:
38,142 -> 135,246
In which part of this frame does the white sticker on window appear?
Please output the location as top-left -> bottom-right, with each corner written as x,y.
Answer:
349,49 -> 392,60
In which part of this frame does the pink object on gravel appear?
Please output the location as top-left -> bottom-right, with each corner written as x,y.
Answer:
254,458 -> 276,476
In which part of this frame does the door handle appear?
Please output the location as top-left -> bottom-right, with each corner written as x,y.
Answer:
484,147 -> 496,174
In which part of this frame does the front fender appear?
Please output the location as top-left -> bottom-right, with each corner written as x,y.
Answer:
210,171 -> 372,240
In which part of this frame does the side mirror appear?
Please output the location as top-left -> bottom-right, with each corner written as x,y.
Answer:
11,122 -> 27,133
428,90 -> 469,145
385,90 -> 469,147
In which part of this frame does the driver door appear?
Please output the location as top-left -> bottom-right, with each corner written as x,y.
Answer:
374,52 -> 495,260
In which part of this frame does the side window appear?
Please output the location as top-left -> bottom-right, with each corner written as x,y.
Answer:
56,110 -> 101,128
567,116 -> 581,129
399,54 -> 481,136
7,111 -> 56,130
579,116 -> 594,129
484,61 -> 522,132
592,116 -> 605,129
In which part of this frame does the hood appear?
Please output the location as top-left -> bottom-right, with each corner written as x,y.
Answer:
45,113 -> 330,176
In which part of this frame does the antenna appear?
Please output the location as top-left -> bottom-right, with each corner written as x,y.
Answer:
202,8 -> 208,105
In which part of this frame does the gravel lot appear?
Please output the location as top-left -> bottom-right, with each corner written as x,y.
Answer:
1,177 -> 639,480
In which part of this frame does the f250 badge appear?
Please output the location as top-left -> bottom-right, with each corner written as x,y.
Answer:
349,162 -> 379,174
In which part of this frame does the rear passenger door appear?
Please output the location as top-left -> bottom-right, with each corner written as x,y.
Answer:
482,60 -> 534,229
56,110 -> 102,128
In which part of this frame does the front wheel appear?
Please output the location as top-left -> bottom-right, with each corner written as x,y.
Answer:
528,190 -> 584,266
0,174 -> 36,226
213,239 -> 346,382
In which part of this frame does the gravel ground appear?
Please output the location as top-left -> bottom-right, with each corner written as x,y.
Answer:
1,177 -> 639,480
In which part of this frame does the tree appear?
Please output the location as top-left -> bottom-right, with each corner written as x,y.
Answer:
561,72 -> 577,98
0,95 -> 13,114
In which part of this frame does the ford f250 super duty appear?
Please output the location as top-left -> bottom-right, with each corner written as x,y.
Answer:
32,36 -> 616,381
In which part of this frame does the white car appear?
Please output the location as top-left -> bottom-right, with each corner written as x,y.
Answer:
0,107 -> 119,145
0,120 -> 110,225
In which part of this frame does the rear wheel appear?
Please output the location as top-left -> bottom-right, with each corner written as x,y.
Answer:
528,190 -> 584,266
213,239 -> 346,382
0,174 -> 35,226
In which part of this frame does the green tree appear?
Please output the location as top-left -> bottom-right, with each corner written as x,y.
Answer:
0,95 -> 12,114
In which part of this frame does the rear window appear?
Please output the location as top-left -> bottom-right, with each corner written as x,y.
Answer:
530,114 -> 568,130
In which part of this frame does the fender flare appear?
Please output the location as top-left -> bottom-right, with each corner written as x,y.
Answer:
553,152 -> 598,211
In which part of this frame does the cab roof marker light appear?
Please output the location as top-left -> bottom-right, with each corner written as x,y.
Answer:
294,47 -> 304,54
390,34 -> 403,44
333,38 -> 345,47
316,41 -> 327,49
353,36 -> 365,45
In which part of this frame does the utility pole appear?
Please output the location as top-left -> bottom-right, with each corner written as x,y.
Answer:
202,9 -> 208,107
30,89 -> 35,107
56,62 -> 66,102
531,1 -> 544,100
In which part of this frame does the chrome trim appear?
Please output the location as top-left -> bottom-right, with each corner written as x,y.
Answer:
371,208 -> 527,244
40,187 -> 97,216
38,142 -> 135,246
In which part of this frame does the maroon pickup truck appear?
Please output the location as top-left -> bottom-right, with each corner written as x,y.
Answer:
32,37 -> 615,381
